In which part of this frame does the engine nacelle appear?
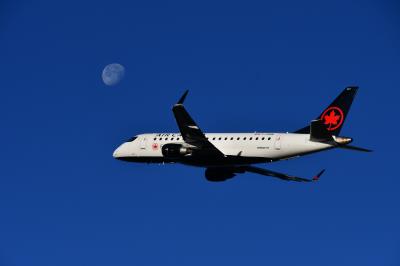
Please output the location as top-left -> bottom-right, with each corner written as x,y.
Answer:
205,168 -> 236,182
161,144 -> 192,159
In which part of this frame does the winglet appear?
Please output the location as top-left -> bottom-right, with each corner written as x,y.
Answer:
176,90 -> 189,105
312,169 -> 325,181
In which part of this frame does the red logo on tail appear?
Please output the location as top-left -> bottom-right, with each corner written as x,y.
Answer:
321,106 -> 344,131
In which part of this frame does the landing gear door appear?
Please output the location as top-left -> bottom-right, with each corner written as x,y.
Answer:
274,135 -> 282,150
140,137 -> 147,150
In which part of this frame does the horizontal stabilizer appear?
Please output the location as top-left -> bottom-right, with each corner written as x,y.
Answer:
337,144 -> 372,152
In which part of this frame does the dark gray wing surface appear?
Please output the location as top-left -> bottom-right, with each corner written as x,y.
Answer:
242,166 -> 325,182
172,90 -> 225,157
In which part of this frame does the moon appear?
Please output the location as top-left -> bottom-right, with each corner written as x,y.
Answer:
102,63 -> 125,86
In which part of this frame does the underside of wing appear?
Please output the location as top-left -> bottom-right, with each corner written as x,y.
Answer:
242,166 -> 324,182
204,165 -> 325,182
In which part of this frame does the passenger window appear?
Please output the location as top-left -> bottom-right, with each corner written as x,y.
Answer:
218,137 -> 222,140
249,137 -> 253,140
244,137 -> 247,140
165,138 -> 168,140
237,137 -> 240,140
255,137 -> 258,140
224,137 -> 227,140
171,138 -> 174,141
262,137 -> 265,140
159,138 -> 162,141
213,137 -> 216,140
177,138 -> 180,141
231,137 -> 234,140
268,137 -> 271,140
153,138 -> 156,140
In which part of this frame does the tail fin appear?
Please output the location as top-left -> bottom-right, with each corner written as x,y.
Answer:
295,86 -> 358,136
309,119 -> 333,142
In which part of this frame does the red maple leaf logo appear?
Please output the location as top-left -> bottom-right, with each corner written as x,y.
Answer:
152,143 -> 159,150
321,107 -> 344,131
324,110 -> 340,129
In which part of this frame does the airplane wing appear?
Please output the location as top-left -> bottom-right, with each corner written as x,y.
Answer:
242,166 -> 325,182
172,90 -> 225,157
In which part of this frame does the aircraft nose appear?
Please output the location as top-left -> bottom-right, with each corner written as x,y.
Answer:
113,144 -> 125,158
113,147 -> 120,158
113,142 -> 132,159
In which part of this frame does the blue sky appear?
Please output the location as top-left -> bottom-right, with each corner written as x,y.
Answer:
1,0 -> 399,265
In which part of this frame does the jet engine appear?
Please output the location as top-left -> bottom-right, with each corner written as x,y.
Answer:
205,168 -> 236,182
161,144 -> 192,159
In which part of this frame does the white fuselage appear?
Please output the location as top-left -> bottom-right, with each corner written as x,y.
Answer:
113,132 -> 333,167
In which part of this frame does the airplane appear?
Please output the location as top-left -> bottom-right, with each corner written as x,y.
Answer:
113,86 -> 371,182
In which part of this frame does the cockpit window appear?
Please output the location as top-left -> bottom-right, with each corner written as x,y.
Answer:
127,136 -> 138,142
